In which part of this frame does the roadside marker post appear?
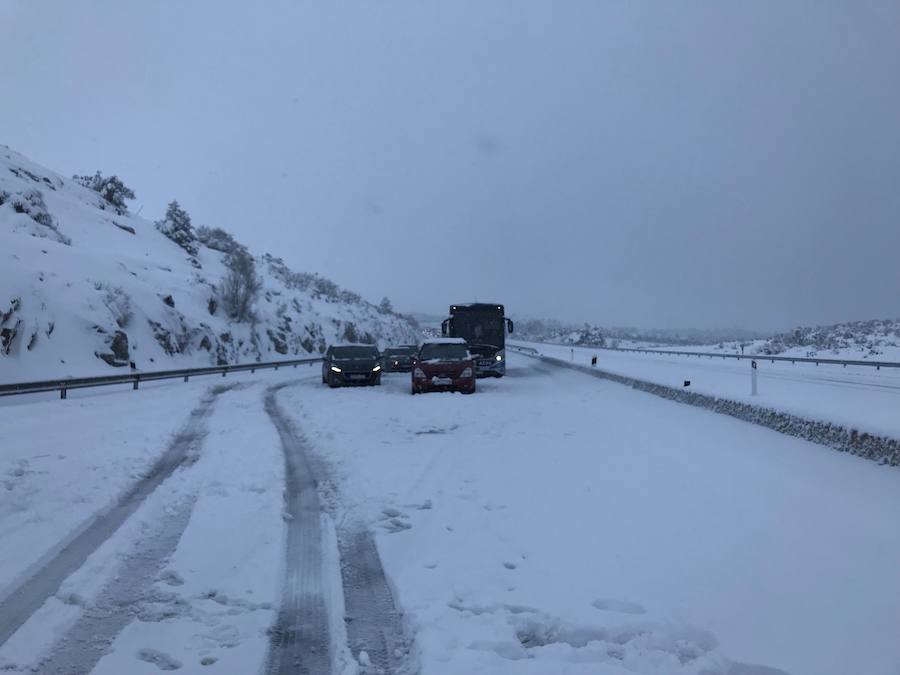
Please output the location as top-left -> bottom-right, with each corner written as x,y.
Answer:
751,360 -> 758,396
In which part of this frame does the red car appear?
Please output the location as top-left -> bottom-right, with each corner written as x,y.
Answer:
411,339 -> 476,395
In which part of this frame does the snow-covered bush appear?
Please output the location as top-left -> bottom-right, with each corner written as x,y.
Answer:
221,249 -> 261,322
73,171 -> 135,214
7,188 -> 71,245
155,200 -> 198,255
196,225 -> 242,254
11,189 -> 54,228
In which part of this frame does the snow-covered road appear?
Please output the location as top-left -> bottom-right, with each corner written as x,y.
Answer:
1,355 -> 898,674
282,354 -> 900,675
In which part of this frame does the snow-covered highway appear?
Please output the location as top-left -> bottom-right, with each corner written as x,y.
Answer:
1,354 -> 898,674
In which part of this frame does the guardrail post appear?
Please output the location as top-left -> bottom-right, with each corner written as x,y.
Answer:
184,374 -> 189,382
60,387 -> 67,400
133,376 -> 139,390
222,368 -> 227,377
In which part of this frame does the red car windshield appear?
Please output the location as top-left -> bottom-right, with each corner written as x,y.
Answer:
419,343 -> 469,361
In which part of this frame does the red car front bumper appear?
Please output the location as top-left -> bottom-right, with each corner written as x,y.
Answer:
412,377 -> 476,394
411,361 -> 477,394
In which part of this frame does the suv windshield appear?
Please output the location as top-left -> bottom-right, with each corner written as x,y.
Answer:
419,343 -> 469,361
386,346 -> 417,357
332,346 -> 378,359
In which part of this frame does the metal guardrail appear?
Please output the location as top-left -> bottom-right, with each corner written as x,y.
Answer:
0,357 -> 322,399
604,347 -> 900,370
509,342 -> 900,371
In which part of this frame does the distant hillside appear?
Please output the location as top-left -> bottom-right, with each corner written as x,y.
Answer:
511,317 -> 762,348
754,319 -> 900,359
512,313 -> 900,362
0,145 -> 418,381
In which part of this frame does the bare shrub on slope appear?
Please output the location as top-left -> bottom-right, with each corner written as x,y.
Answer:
222,249 -> 262,323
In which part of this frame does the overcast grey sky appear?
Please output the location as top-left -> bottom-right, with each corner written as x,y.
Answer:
2,1 -> 898,331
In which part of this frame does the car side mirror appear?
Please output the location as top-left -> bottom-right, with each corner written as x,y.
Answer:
441,319 -> 449,336
506,318 -> 514,333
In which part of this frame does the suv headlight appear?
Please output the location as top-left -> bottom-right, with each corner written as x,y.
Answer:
460,367 -> 473,378
372,365 -> 381,372
495,354 -> 503,361
330,365 -> 342,373
414,367 -> 426,379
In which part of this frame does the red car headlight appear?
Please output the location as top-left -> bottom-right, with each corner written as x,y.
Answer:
414,367 -> 426,379
460,367 -> 473,378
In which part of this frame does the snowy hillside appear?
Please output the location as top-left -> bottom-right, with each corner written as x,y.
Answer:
0,146 -> 418,382
751,318 -> 900,359
513,314 -> 900,362
512,318 -> 761,350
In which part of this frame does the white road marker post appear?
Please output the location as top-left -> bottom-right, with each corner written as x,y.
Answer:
571,348 -> 574,361
751,359 -> 758,396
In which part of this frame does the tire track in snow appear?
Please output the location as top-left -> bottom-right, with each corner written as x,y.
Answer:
0,383 -> 233,648
263,386 -> 331,675
38,495 -> 196,674
264,384 -> 411,675
337,529 -> 411,673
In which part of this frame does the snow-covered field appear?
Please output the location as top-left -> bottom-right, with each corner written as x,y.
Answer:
513,340 -> 900,439
2,355 -> 899,674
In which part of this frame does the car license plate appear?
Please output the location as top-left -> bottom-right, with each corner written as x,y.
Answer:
432,377 -> 452,386
349,374 -> 366,380
478,360 -> 492,367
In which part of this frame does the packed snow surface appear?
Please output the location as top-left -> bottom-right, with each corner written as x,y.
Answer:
283,355 -> 899,675
1,355 -> 898,674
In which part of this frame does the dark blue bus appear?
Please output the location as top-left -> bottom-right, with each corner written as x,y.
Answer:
441,303 -> 514,377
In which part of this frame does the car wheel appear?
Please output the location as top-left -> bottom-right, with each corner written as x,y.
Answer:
327,372 -> 338,389
374,374 -> 382,386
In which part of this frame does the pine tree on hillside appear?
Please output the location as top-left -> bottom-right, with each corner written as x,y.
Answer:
155,200 -> 198,255
379,296 -> 394,314
73,171 -> 136,215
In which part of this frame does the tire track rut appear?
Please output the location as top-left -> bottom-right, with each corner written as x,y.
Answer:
38,495 -> 196,674
264,383 -> 412,675
0,383 -> 233,649
264,386 -> 331,675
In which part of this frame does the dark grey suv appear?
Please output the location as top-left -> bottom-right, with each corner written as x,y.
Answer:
322,344 -> 382,387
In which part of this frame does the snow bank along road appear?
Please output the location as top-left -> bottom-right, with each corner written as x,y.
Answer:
512,340 -> 900,440
2,354 -> 899,674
